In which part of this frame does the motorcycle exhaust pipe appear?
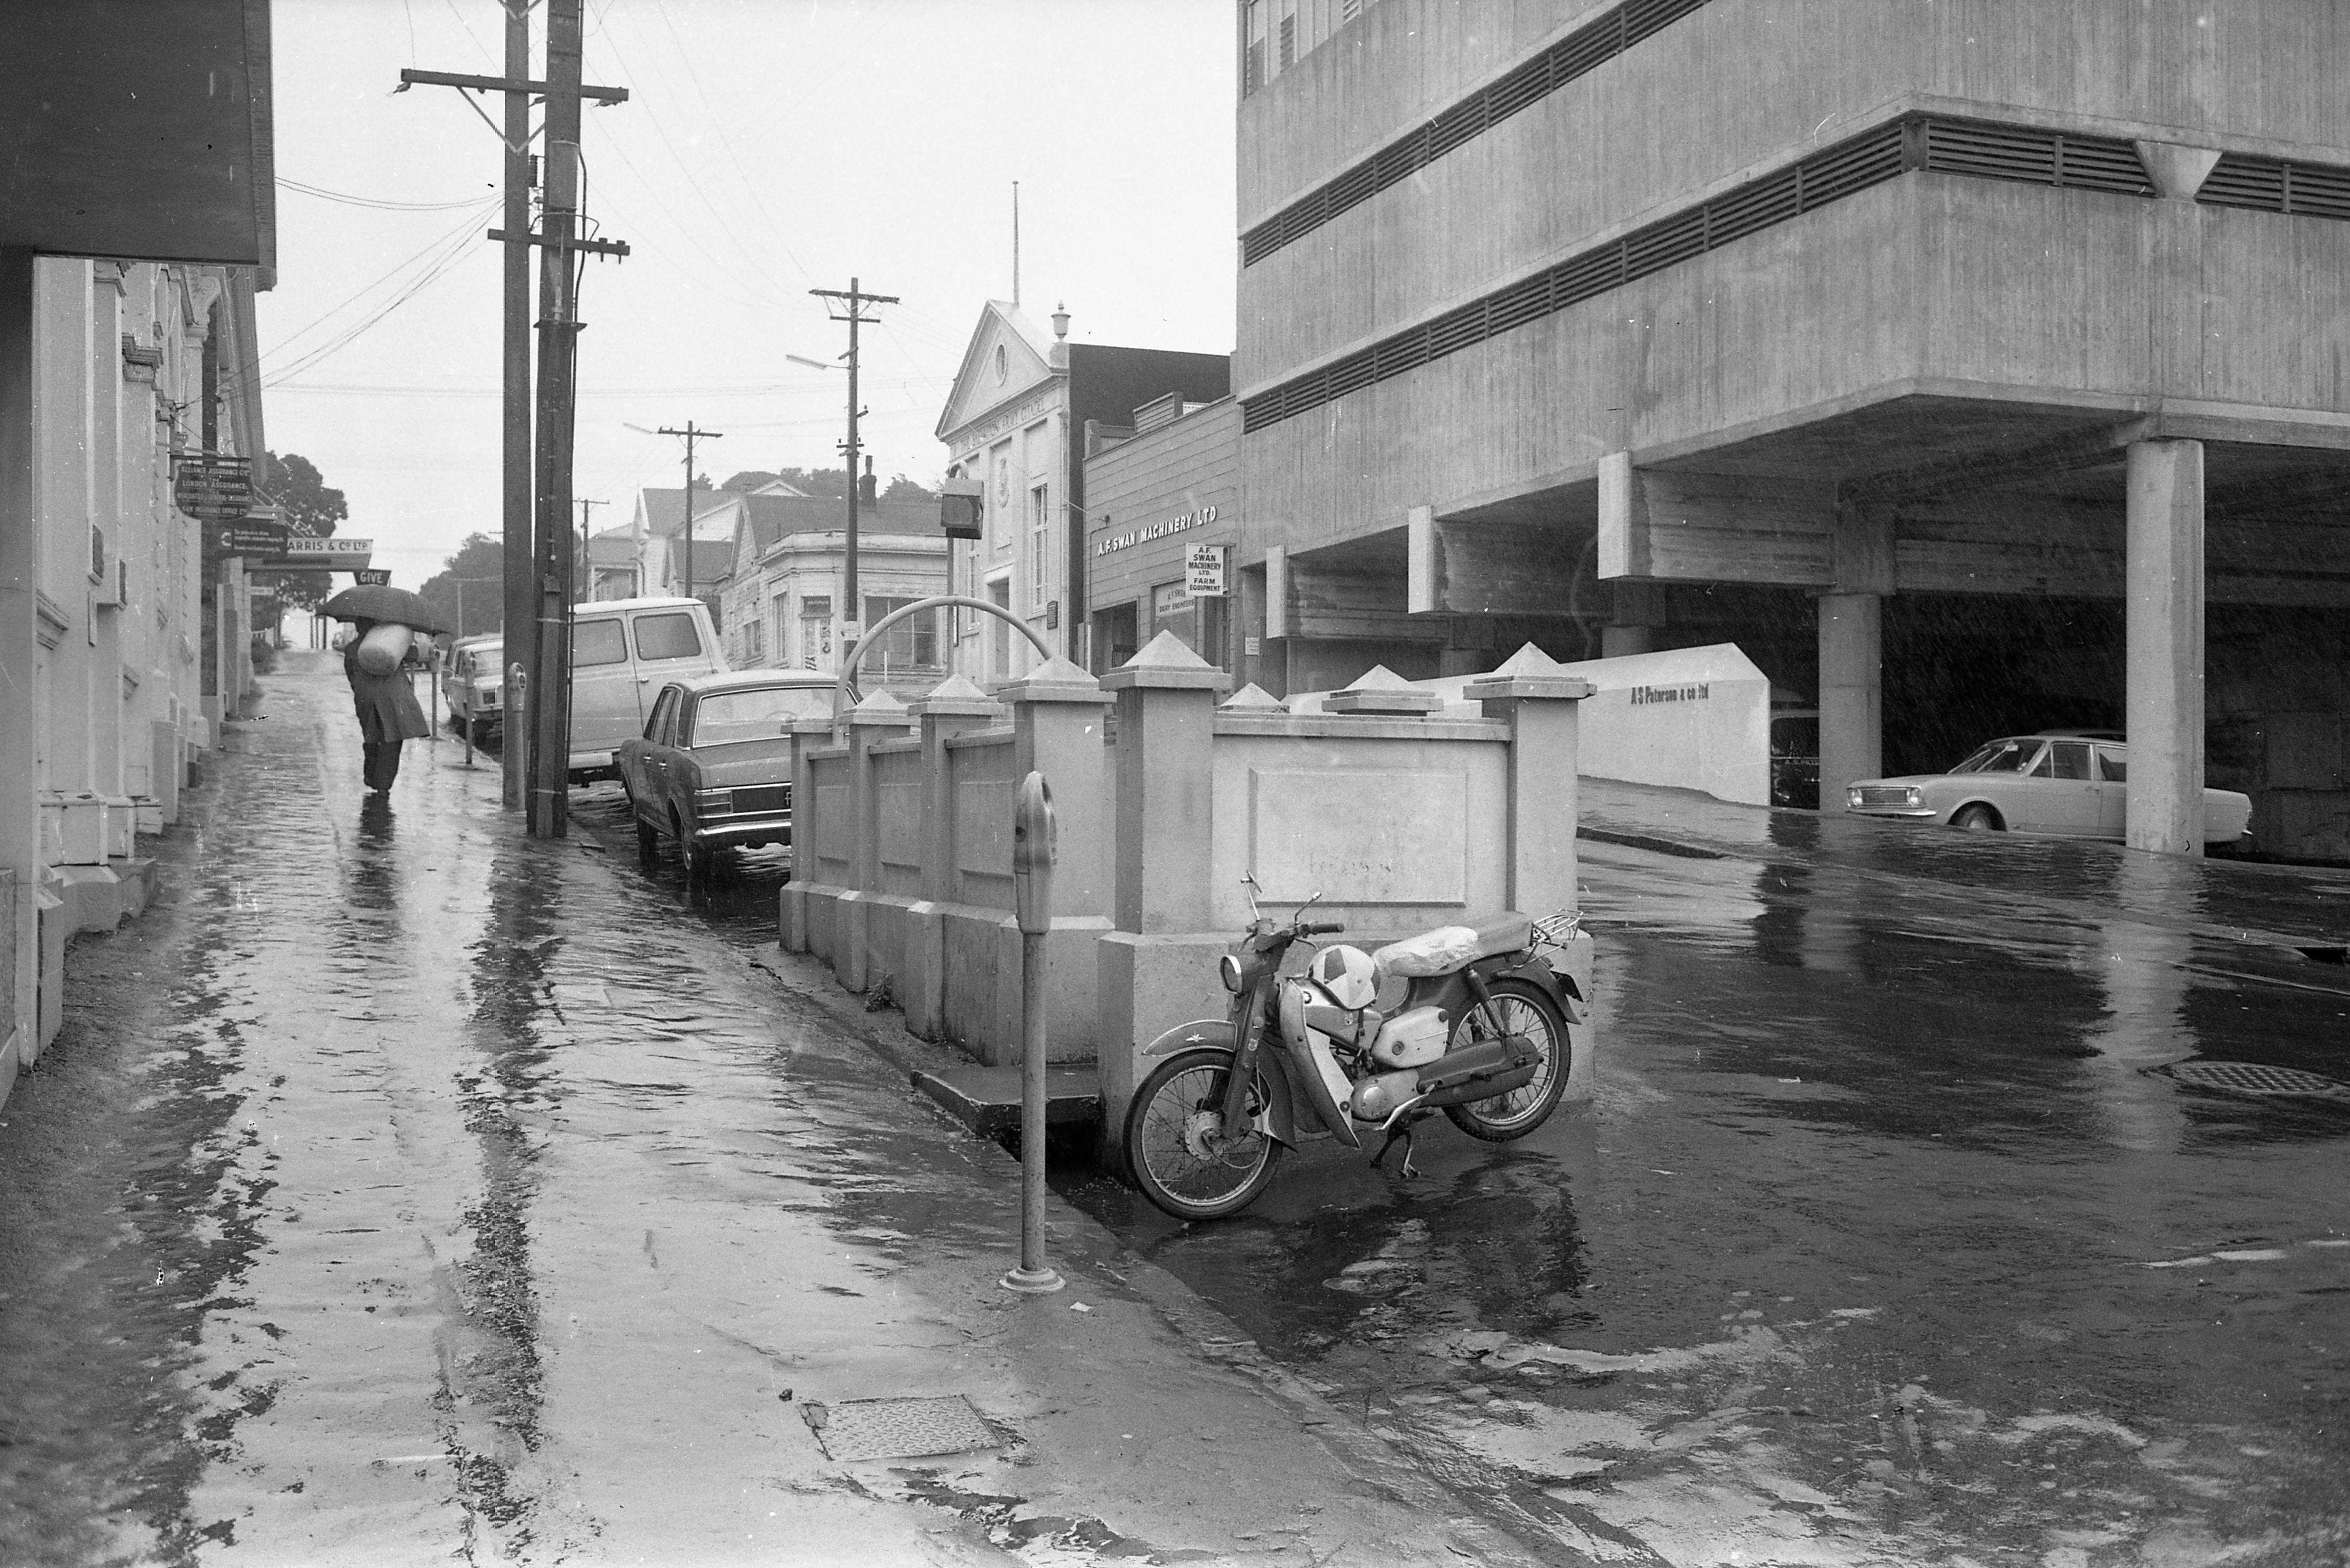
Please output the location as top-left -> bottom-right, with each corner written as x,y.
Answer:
1416,1035 -> 1537,1094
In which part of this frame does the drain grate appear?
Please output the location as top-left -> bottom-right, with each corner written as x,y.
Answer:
2157,1061 -> 2350,1100
803,1395 -> 1000,1463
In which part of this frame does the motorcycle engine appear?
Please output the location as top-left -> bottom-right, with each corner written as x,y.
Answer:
1368,1005 -> 1448,1069
1348,1069 -> 1421,1122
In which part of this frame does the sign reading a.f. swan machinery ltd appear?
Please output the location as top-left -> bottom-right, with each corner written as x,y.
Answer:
1095,504 -> 1218,556
1185,544 -> 1227,597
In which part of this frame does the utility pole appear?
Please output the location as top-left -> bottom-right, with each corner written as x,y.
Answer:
398,2 -> 628,832
575,496 -> 606,600
499,0 -> 530,810
810,278 -> 897,661
653,424 -> 722,602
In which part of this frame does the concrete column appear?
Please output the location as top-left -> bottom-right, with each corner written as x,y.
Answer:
838,688 -> 911,993
1096,631 -> 1232,1154
777,715 -> 834,953
2,250 -> 37,1091
1602,580 -> 1665,659
1465,662 -> 1598,1101
1001,654 -> 1112,1065
1817,593 -> 1882,812
901,675 -> 1002,1039
2125,439 -> 2205,856
1464,669 -> 1593,914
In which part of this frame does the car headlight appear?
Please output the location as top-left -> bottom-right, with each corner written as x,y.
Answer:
1218,953 -> 1243,994
1903,786 -> 1922,807
1847,786 -> 1864,808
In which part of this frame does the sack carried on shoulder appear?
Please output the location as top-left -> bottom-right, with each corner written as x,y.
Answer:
355,622 -> 414,677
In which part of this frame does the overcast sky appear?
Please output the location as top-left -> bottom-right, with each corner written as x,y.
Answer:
260,0 -> 1237,590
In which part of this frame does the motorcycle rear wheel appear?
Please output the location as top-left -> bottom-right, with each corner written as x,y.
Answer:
1125,1047 -> 1283,1220
1443,979 -> 1571,1142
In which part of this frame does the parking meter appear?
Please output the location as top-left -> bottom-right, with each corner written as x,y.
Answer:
1012,772 -> 1057,935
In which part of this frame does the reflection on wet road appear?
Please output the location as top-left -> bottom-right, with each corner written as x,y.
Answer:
1057,783 -> 2350,1563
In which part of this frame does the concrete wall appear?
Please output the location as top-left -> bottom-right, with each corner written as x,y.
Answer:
780,632 -> 1594,1135
1238,0 -> 2350,380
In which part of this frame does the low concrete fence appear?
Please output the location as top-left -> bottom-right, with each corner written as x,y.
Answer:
781,634 -> 1594,1142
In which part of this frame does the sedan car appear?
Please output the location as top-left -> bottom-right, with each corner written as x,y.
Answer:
616,670 -> 837,883
1845,732 -> 2251,845
440,634 -> 505,743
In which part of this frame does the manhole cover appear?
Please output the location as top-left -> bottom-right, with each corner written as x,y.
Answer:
803,1396 -> 1000,1463
2156,1061 -> 2350,1100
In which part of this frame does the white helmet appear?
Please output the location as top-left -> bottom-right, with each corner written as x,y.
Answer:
1308,943 -> 1380,1011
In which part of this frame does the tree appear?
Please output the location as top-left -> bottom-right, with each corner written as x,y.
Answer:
260,450 -> 347,610
771,465 -> 848,498
417,533 -> 505,638
882,473 -> 937,502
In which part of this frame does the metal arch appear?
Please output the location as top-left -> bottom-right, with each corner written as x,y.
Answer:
837,594 -> 1054,709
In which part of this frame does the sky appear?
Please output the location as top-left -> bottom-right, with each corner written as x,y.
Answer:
259,0 -> 1237,591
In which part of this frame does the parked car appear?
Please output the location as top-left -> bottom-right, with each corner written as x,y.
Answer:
616,670 -> 836,882
440,633 -> 505,743
569,596 -> 727,783
1770,706 -> 1820,810
1845,732 -> 2252,845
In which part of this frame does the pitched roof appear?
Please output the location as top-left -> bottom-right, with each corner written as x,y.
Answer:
637,487 -> 742,537
741,494 -> 940,555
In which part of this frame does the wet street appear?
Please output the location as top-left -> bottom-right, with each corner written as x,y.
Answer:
1054,787 -> 2350,1564
5,659 -> 2348,1567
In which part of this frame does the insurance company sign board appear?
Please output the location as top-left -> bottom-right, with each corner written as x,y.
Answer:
174,455 -> 255,521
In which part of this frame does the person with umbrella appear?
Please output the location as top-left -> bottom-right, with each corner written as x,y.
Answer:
322,585 -> 447,793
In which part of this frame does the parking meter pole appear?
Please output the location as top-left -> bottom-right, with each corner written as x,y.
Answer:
1003,771 -> 1065,1295
507,663 -> 529,799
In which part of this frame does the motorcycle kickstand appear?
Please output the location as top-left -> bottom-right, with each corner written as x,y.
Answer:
1372,1119 -> 1423,1179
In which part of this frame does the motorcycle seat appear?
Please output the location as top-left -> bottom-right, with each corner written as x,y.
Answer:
1373,914 -> 1532,979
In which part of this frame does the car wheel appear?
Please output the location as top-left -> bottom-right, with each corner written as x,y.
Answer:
675,812 -> 711,888
636,815 -> 659,867
1952,804 -> 2002,832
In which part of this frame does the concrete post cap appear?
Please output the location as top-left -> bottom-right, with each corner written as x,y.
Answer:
1001,654 -> 1111,705
848,688 -> 913,727
910,672 -> 1005,720
1218,682 -> 1286,711
1324,664 -> 1444,715
1102,629 -> 1232,692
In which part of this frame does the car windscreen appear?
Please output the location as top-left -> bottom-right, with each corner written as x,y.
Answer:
1952,740 -> 2037,774
690,686 -> 833,744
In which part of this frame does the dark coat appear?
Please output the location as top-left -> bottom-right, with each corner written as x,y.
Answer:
345,636 -> 431,743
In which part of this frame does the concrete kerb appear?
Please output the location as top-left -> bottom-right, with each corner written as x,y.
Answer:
741,937 -> 1564,1568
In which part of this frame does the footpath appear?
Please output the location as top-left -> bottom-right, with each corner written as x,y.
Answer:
0,660 -> 1579,1568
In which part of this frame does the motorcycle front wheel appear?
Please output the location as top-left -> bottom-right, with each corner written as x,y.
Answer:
1125,1047 -> 1283,1220
1444,979 -> 1572,1142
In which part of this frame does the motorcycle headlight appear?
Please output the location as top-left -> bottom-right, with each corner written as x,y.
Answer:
1218,953 -> 1243,994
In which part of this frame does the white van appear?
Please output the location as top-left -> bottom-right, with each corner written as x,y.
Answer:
569,597 -> 727,782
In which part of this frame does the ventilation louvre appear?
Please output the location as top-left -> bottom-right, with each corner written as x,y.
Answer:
1241,0 -> 1720,268
1240,115 -> 2178,436
2201,152 -> 2350,220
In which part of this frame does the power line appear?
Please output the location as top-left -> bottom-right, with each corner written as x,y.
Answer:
277,177 -> 497,211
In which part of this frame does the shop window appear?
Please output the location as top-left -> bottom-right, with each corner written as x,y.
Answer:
863,595 -> 940,673
799,594 -> 831,667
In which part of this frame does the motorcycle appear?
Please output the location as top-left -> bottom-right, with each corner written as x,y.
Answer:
1123,877 -> 1586,1220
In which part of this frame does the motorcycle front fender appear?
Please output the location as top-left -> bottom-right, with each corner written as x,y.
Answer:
1135,1019 -> 1301,1148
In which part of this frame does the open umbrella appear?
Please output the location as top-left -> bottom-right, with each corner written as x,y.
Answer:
320,583 -> 451,636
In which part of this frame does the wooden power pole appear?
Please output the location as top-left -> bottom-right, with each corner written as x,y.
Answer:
810,278 -> 897,663
654,423 -> 722,603
399,0 -> 628,839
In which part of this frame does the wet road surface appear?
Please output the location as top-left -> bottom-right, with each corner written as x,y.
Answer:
1045,784 -> 2350,1564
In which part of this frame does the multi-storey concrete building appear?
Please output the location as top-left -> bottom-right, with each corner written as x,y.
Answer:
1231,1 -> 2350,858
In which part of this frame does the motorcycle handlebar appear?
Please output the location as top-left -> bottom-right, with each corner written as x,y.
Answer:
1300,920 -> 1346,935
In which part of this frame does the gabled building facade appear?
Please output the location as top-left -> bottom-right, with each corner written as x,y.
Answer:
936,302 -> 1229,682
